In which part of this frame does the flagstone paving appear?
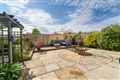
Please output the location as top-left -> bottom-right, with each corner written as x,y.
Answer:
24,48 -> 120,80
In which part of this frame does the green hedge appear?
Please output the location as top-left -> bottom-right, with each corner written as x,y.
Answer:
97,24 -> 120,51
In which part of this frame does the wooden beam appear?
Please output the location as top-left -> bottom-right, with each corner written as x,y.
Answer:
3,12 -> 24,29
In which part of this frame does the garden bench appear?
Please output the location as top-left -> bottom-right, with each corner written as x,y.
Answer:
54,44 -> 61,48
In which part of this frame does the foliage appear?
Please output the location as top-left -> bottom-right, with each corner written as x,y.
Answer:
83,31 -> 99,47
12,37 -> 34,61
72,34 -> 81,45
24,38 -> 33,49
0,25 -> 2,29
34,41 -> 43,51
0,63 -> 23,80
53,32 -> 58,34
12,46 -> 30,62
72,37 -> 76,44
75,34 -> 81,40
22,49 -> 30,59
31,28 -> 40,35
12,46 -> 19,62
97,24 -> 120,51
13,38 -> 20,45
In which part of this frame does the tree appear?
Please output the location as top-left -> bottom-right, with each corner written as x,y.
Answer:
31,28 -> 40,35
53,32 -> 58,34
83,31 -> 99,47
97,24 -> 120,51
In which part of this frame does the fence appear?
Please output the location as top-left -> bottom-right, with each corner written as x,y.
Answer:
23,33 -> 88,46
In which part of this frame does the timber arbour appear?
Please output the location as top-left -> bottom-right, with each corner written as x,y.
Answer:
0,12 -> 24,63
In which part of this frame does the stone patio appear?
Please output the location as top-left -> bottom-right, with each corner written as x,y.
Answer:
24,48 -> 120,80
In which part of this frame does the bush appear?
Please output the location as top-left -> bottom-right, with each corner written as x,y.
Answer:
83,31 -> 99,48
72,34 -> 81,45
24,38 -> 33,49
34,41 -> 43,51
22,49 -> 30,59
0,63 -> 23,80
97,24 -> 120,51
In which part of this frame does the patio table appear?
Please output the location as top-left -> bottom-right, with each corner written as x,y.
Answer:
75,47 -> 87,55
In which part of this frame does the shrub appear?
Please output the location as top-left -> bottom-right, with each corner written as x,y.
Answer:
24,38 -> 33,49
0,63 -> 23,80
83,31 -> 99,48
72,34 -> 81,45
34,41 -> 43,51
22,49 -> 30,59
72,37 -> 76,44
97,24 -> 120,51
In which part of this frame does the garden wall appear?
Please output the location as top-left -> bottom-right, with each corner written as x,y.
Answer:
23,33 -> 88,46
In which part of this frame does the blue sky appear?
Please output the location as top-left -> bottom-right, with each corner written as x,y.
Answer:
0,0 -> 120,33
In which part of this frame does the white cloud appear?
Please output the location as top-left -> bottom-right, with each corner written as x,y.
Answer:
1,0 -> 120,34
57,0 -> 120,33
16,8 -> 57,33
1,0 -> 59,33
52,0 -> 118,8
1,0 -> 29,6
19,9 -> 54,25
69,15 -> 120,32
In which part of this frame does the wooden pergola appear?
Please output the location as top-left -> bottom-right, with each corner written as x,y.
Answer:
0,12 -> 24,63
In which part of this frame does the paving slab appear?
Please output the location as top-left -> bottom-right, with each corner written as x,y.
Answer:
32,76 -> 42,80
32,52 -> 41,59
55,65 -> 87,80
24,48 -> 119,80
25,58 -> 43,68
57,60 -> 73,68
45,63 -> 60,72
106,61 -> 119,69
42,72 -> 58,80
85,65 -> 119,80
75,64 -> 89,73
42,58 -> 56,65
28,66 -> 46,78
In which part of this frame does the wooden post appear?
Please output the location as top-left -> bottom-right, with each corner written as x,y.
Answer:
8,21 -> 12,63
1,24 -> 4,63
20,28 -> 23,60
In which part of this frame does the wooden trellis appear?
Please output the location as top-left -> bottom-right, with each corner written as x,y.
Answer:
0,12 -> 24,63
